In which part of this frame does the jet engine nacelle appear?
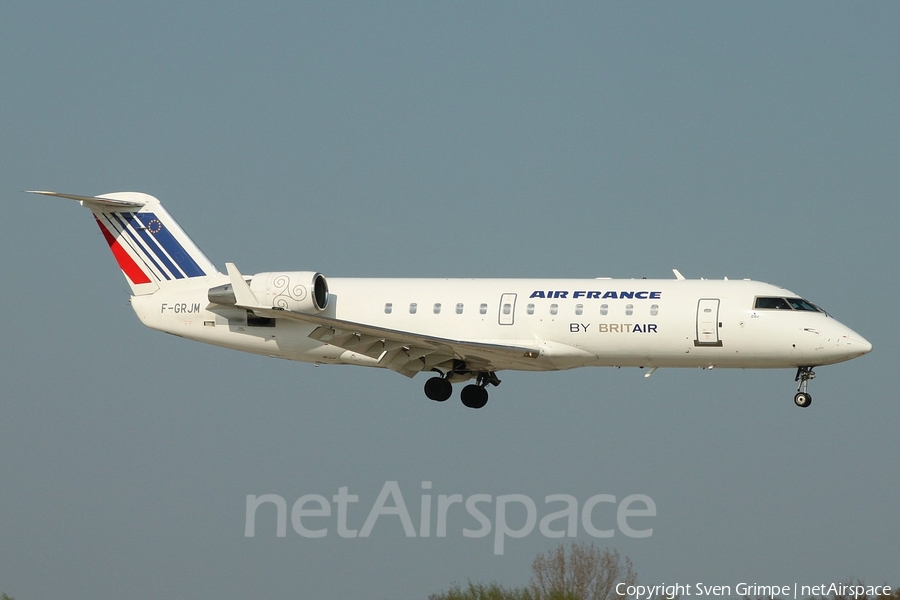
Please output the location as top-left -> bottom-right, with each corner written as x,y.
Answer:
208,271 -> 329,312
251,271 -> 329,312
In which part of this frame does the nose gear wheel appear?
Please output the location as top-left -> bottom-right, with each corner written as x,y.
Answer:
793,367 -> 815,408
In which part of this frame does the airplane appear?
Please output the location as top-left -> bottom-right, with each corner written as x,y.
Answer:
33,190 -> 872,409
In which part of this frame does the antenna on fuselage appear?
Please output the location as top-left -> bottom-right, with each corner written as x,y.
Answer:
672,269 -> 686,280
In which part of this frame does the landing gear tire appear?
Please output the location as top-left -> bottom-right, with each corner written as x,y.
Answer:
460,384 -> 488,409
794,392 -> 812,408
424,377 -> 452,402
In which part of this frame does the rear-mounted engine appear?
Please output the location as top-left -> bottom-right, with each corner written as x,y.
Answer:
208,271 -> 329,312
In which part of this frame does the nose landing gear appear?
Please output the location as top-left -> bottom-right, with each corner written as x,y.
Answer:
793,366 -> 816,408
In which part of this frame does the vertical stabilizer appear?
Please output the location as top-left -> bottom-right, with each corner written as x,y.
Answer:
30,191 -> 219,295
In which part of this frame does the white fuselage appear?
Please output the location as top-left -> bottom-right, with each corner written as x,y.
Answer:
35,189 -> 871,407
130,275 -> 871,373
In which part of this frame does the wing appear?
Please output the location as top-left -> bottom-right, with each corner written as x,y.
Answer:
224,263 -> 540,377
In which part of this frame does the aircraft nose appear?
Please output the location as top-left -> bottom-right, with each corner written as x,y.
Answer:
839,328 -> 872,359
852,335 -> 873,355
822,324 -> 872,363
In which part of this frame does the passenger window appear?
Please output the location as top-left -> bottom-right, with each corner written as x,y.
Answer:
600,304 -> 608,316
575,304 -> 583,316
527,304 -> 535,315
384,303 -> 393,314
650,304 -> 658,316
502,303 -> 511,315
409,303 -> 417,314
479,303 -> 488,315
550,304 -> 558,315
434,303 -> 441,314
625,304 -> 634,316
456,303 -> 464,314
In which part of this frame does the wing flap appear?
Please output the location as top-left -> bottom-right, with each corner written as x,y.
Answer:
309,327 -> 389,360
265,305 -> 540,370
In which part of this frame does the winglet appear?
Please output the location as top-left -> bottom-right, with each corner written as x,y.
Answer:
225,263 -> 262,308
672,269 -> 685,280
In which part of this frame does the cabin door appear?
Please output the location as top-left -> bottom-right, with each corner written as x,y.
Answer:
695,298 -> 723,346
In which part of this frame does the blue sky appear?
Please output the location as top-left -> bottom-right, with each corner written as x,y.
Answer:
1,3 -> 898,599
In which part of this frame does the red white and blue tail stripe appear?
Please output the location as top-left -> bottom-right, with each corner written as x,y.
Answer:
30,191 -> 219,295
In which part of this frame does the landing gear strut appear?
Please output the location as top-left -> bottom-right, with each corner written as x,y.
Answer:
793,366 -> 815,408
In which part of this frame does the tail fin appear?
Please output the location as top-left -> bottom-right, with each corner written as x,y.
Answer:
31,191 -> 219,295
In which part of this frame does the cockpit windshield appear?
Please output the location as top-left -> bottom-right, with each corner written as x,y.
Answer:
786,298 -> 819,311
754,297 -> 791,310
754,296 -> 825,314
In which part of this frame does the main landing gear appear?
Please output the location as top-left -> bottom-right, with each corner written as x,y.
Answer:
424,370 -> 500,409
423,376 -> 452,402
793,366 -> 816,408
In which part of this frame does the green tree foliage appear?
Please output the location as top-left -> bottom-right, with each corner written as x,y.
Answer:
431,542 -> 636,600
428,580 -> 533,600
529,542 -> 636,600
430,546 -> 898,600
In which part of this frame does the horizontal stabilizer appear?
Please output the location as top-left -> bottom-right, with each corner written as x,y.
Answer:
29,190 -> 147,209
